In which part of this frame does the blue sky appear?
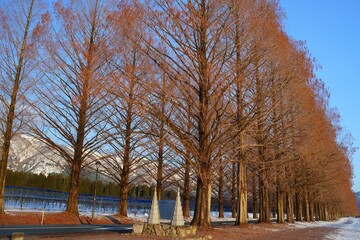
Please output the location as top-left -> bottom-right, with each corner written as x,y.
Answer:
280,0 -> 360,192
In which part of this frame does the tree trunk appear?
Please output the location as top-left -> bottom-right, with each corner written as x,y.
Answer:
258,162 -> 270,223
295,192 -> 303,222
234,0 -> 247,224
252,173 -> 258,219
118,93 -> 133,216
156,144 -> 163,200
325,206 -> 329,221
304,191 -> 310,222
314,203 -> 319,221
66,87 -> 88,215
259,184 -> 270,223
309,201 -> 314,222
192,1 -> 211,224
191,175 -> 211,226
66,160 -> 81,215
218,162 -> 224,218
118,181 -> 128,216
231,161 -> 237,218
319,205 -> 325,221
65,6 -> 97,215
236,141 -> 248,225
156,74 -> 167,201
286,192 -> 294,223
118,149 -> 130,216
183,155 -> 190,218
277,188 -> 285,223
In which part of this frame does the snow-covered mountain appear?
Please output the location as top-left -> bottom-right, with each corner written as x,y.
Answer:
7,134 -> 183,188
8,134 -> 66,176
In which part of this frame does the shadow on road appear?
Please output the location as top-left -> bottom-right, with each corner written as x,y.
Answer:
105,216 -> 121,224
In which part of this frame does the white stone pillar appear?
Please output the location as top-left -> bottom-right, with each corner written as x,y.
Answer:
148,187 -> 160,224
171,188 -> 185,226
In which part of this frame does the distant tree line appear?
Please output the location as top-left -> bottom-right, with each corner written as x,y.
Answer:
5,170 -> 176,200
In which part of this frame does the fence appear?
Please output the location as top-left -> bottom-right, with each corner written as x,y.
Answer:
4,186 -> 156,216
4,186 -> 239,219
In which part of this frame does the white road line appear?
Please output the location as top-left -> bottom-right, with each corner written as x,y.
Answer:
0,226 -> 92,231
0,226 -> 132,231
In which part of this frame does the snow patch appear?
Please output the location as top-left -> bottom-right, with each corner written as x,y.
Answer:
291,217 -> 360,240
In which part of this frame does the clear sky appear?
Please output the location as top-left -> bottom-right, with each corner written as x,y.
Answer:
280,0 -> 360,192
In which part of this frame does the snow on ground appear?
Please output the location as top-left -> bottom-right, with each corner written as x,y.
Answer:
291,217 -> 360,240
323,218 -> 360,240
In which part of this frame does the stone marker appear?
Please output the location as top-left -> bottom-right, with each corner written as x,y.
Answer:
171,188 -> 185,226
132,224 -> 144,235
12,232 -> 24,240
148,187 -> 160,224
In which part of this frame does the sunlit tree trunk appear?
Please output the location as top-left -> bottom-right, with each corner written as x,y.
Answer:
236,133 -> 247,225
304,191 -> 310,222
192,175 -> 211,226
286,192 -> 295,223
277,188 -> 285,223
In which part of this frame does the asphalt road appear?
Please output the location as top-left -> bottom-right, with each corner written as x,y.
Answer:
0,220 -> 256,238
0,224 -> 133,238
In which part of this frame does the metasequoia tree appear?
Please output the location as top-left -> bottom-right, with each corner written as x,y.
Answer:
235,0 -> 287,223
0,0 -> 48,213
143,70 -> 180,200
269,42 -> 315,223
294,91 -> 356,221
272,41 -> 359,222
143,0 -> 236,226
229,0 -> 252,225
100,0 -> 151,217
220,0 -> 293,225
30,0 -> 114,215
264,32 -> 312,224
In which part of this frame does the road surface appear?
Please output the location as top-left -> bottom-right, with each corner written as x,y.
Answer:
0,224 -> 132,238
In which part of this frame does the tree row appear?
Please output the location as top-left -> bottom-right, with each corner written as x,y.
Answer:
0,0 -> 358,226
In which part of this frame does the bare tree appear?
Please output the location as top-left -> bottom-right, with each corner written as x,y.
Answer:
101,1 -> 151,217
0,0 -> 48,213
30,0 -> 114,215
142,71 -> 180,200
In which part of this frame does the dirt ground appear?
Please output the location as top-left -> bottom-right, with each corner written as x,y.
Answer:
0,211 -> 134,225
0,212 -> 337,240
